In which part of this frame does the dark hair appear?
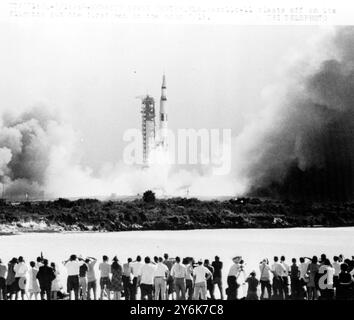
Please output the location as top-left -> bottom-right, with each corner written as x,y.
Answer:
18,256 -> 24,263
312,256 -> 318,264
43,259 -> 48,266
274,256 -> 278,262
333,256 -> 339,262
128,258 -> 132,263
324,259 -> 331,267
204,259 -> 209,265
70,254 -> 77,261
85,258 -> 90,264
280,256 -> 285,262
341,263 -> 348,272
299,257 -> 305,263
30,261 -> 35,268
36,257 -> 42,263
50,262 -> 56,271
215,256 -> 220,261
145,256 -> 150,264
158,257 -> 163,263
112,260 -> 120,270
175,256 -> 180,263
154,256 -> 158,263
113,256 -> 118,262
292,258 -> 296,263
137,255 -> 141,262
103,255 -> 108,262
164,253 -> 168,259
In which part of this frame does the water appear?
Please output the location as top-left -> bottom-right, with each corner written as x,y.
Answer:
1,227 -> 354,298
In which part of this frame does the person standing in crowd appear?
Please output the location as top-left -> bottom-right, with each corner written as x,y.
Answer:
122,258 -> 133,300
99,255 -> 111,300
336,263 -> 352,300
0,258 -> 7,300
226,256 -> 241,300
271,256 -> 285,300
154,257 -> 169,300
306,256 -> 320,300
50,262 -> 61,300
6,258 -> 17,300
36,256 -> 43,269
332,256 -> 341,294
193,259 -> 212,300
28,261 -> 40,300
138,256 -> 156,300
171,256 -> 187,300
321,259 -> 335,300
131,255 -> 143,300
299,257 -> 310,299
290,258 -> 300,299
211,256 -> 224,300
78,257 -> 88,300
163,253 -> 174,299
63,254 -> 81,300
110,256 -> 123,300
184,258 -> 194,300
259,258 -> 272,300
246,271 -> 259,300
37,259 -> 55,300
204,259 -> 214,299
86,257 -> 97,300
14,256 -> 28,300
280,256 -> 290,299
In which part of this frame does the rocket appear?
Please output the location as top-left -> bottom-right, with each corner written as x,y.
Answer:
159,74 -> 168,149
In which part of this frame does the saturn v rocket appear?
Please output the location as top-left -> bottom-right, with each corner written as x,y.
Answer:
138,74 -> 168,165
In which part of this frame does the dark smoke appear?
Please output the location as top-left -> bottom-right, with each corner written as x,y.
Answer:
245,27 -> 354,201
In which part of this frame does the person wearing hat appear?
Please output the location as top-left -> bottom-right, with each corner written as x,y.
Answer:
192,259 -> 212,300
226,256 -> 242,300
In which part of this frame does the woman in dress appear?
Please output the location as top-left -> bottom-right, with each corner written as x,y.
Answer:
110,256 -> 123,300
50,262 -> 61,300
28,261 -> 40,300
306,256 -> 320,300
5,257 -> 17,300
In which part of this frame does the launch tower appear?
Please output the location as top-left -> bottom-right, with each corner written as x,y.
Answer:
140,95 -> 156,165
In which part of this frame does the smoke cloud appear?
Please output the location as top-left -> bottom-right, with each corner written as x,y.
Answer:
235,27 -> 354,201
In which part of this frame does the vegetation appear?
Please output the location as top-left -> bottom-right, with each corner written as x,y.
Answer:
1,196 -> 354,233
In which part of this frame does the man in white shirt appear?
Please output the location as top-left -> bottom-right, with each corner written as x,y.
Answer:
298,257 -> 310,299
131,255 -> 143,300
171,256 -> 187,300
280,256 -> 290,299
259,258 -> 272,300
14,256 -> 28,300
227,256 -> 241,300
63,254 -> 81,300
138,256 -> 156,300
271,256 -> 285,300
193,259 -> 212,300
153,257 -> 169,300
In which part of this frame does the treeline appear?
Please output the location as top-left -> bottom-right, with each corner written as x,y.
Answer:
1,195 -> 354,232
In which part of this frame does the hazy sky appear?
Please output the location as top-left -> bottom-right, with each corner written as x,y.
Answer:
0,22 -> 322,173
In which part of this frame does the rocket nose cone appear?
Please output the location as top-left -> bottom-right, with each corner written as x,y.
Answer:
162,74 -> 166,88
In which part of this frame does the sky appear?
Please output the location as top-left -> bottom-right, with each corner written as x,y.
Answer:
0,21 -> 318,174
0,22 -> 323,176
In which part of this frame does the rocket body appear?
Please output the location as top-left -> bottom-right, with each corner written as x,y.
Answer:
159,74 -> 168,149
